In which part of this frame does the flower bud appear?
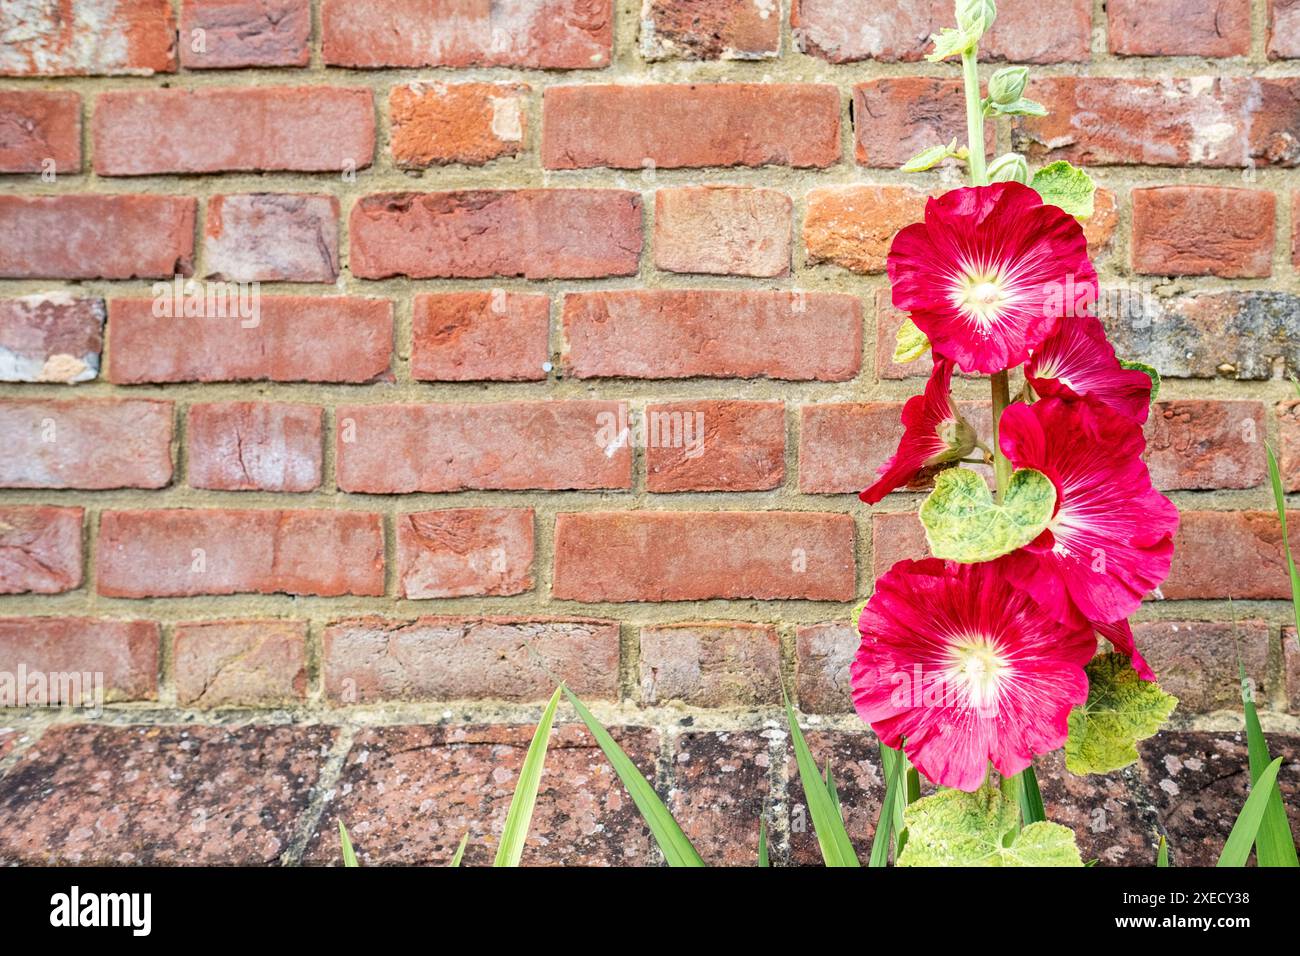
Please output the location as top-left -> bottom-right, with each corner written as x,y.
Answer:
988,66 -> 1029,105
956,0 -> 997,36
988,152 -> 1030,184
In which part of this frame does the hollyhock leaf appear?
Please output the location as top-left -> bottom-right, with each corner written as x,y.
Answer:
897,788 -> 1082,867
990,98 -> 1047,117
1030,161 -> 1096,219
1065,653 -> 1177,775
893,317 -> 932,362
1119,359 -> 1160,403
926,27 -> 977,62
902,141 -> 958,173
921,467 -> 1056,563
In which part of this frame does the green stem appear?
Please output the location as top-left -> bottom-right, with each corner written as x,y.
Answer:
991,370 -> 1012,499
961,47 -> 988,187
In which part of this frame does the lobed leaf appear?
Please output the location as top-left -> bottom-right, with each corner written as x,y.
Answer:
898,788 -> 1082,867
1065,653 -> 1177,775
1030,160 -> 1096,219
921,466 -> 1056,563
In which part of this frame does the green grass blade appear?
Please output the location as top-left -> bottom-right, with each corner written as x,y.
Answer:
1016,765 -> 1047,825
1239,662 -> 1299,866
757,820 -> 769,867
449,833 -> 468,867
870,743 -> 906,867
338,820 -> 358,868
563,688 -> 705,867
1268,444 -> 1300,648
1217,756 -> 1284,867
1156,835 -> 1169,868
493,686 -> 563,867
785,695 -> 860,867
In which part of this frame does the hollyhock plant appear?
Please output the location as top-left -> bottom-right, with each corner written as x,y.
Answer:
1026,315 -> 1155,424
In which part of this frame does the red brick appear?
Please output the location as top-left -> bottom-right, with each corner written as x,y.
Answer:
1164,511 -> 1300,601
1271,0 -> 1300,58
1012,78 -> 1300,169
562,290 -> 862,381
667,731 -> 772,866
335,401 -> 632,494
1132,187 -> 1274,278
553,511 -> 856,602
0,195 -> 195,280
397,509 -> 534,599
349,190 -> 642,280
0,618 -> 158,702
542,83 -> 841,169
390,82 -> 527,167
97,509 -> 384,598
322,0 -> 613,69
854,78 -> 995,167
1278,399 -> 1300,492
654,186 -> 791,277
1143,401 -> 1266,490
93,87 -> 374,175
322,618 -> 620,704
803,185 -> 927,274
1130,620 -> 1271,713
1086,187 -> 1120,255
0,507 -> 83,595
641,0 -> 780,59
0,293 -> 103,384
204,194 -> 339,283
793,0 -> 1091,64
645,400 -> 785,492
179,0 -> 311,68
411,292 -> 550,382
871,511 -> 926,580
639,623 -> 780,706
187,402 -> 323,493
0,90 -> 80,173
796,622 -> 857,714
0,399 -> 173,490
0,0 -> 176,76
107,296 -> 393,384
1109,0 -> 1249,57
172,620 -> 308,707
800,403 -> 904,494
876,289 -> 932,381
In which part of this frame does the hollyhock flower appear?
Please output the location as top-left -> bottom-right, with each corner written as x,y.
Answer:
859,357 -> 977,504
1094,618 -> 1156,682
1027,315 -> 1154,424
998,397 -> 1178,624
852,558 -> 1095,791
888,182 -> 1097,375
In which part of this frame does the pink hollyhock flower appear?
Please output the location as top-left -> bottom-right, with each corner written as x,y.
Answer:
852,557 -> 1095,791
998,397 -> 1178,624
888,182 -> 1097,375
1027,315 -> 1154,424
859,358 -> 976,504
1094,618 -> 1156,682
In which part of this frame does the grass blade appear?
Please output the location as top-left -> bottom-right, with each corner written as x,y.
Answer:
449,833 -> 468,867
494,686 -> 563,867
1267,444 -> 1300,649
1217,756 -> 1284,867
1156,835 -> 1169,868
869,743 -> 906,867
338,820 -> 358,868
1239,662 -> 1299,866
563,688 -> 705,867
785,695 -> 860,867
757,820 -> 769,867
1016,765 -> 1047,825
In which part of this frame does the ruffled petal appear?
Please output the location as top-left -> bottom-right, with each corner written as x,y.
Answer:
1027,315 -> 1154,424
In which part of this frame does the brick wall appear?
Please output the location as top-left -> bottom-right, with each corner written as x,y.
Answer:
0,0 -> 1298,866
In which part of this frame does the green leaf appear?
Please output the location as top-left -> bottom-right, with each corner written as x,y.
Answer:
338,820 -> 359,868
989,97 -> 1047,117
564,688 -> 706,867
1065,653 -> 1178,775
449,833 -> 468,867
892,317 -> 932,363
1156,835 -> 1169,867
920,466 -> 1057,563
870,743 -> 907,867
898,788 -> 1082,867
1015,765 -> 1047,825
1218,757 -> 1285,867
1239,660 -> 1299,866
926,27 -> 977,62
1267,444 -> 1300,652
901,140 -> 959,173
1030,160 -> 1096,219
757,820 -> 769,867
1119,359 -> 1160,405
493,686 -> 562,867
785,695 -> 860,867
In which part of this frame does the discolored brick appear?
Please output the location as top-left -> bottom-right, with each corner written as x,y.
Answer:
172,620 -> 308,707
1130,620 -> 1272,713
788,730 -> 884,865
654,186 -> 792,278
1278,400 -> 1300,492
1031,751 -> 1158,866
1132,187 -> 1274,278
411,292 -> 550,382
0,293 -> 104,385
0,0 -> 177,76
397,508 -> 534,599
803,185 -> 927,274
668,731 -> 772,865
796,622 -> 858,714
204,194 -> 339,283
1109,0 -> 1249,57
854,78 -> 994,168
1142,401 -> 1266,491
639,624 -> 781,706
1164,511 -> 1300,601
0,90 -> 80,173
641,0 -> 781,60
187,402 -> 323,493
0,506 -> 83,594
180,0 -> 311,69
0,617 -> 158,703
390,82 -> 528,167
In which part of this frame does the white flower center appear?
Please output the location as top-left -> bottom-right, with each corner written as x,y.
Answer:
945,634 -> 1010,712
953,271 -> 1012,328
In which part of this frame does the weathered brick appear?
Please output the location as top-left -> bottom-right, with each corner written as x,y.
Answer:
0,0 -> 176,76
803,185 -> 927,274
788,730 -> 883,865
323,618 -> 619,704
1142,401 -> 1266,491
793,0 -> 1092,64
641,0 -> 780,60
1284,628 -> 1300,711
1109,0 -> 1249,57
180,0 -> 311,68
411,292 -> 550,382
1086,187 -> 1120,254
644,400 -> 785,492
1132,187 -> 1274,278
107,296 -> 393,384
553,511 -> 856,602
0,90 -> 80,173
93,87 -> 374,175
668,731 -> 772,866
0,293 -> 103,384
1270,0 -> 1300,58
322,0 -> 613,69
172,620 -> 308,707
871,511 -> 926,580
854,78 -> 994,167
654,186 -> 791,277
1131,621 -> 1271,713
639,623 -> 781,706
799,403 -> 904,494
349,190 -> 642,280
0,195 -> 195,280
187,402 -> 322,493
1278,400 -> 1300,492
397,509 -> 534,599
562,290 -> 862,381
0,507 -> 83,595
0,618 -> 158,703
876,290 -> 932,381
542,84 -> 841,169
204,194 -> 339,283
390,82 -> 527,167
1164,511 -> 1300,601
1031,750 -> 1158,866
335,401 -> 631,494
795,622 -> 857,714
97,509 -> 384,598
0,399 -> 173,490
